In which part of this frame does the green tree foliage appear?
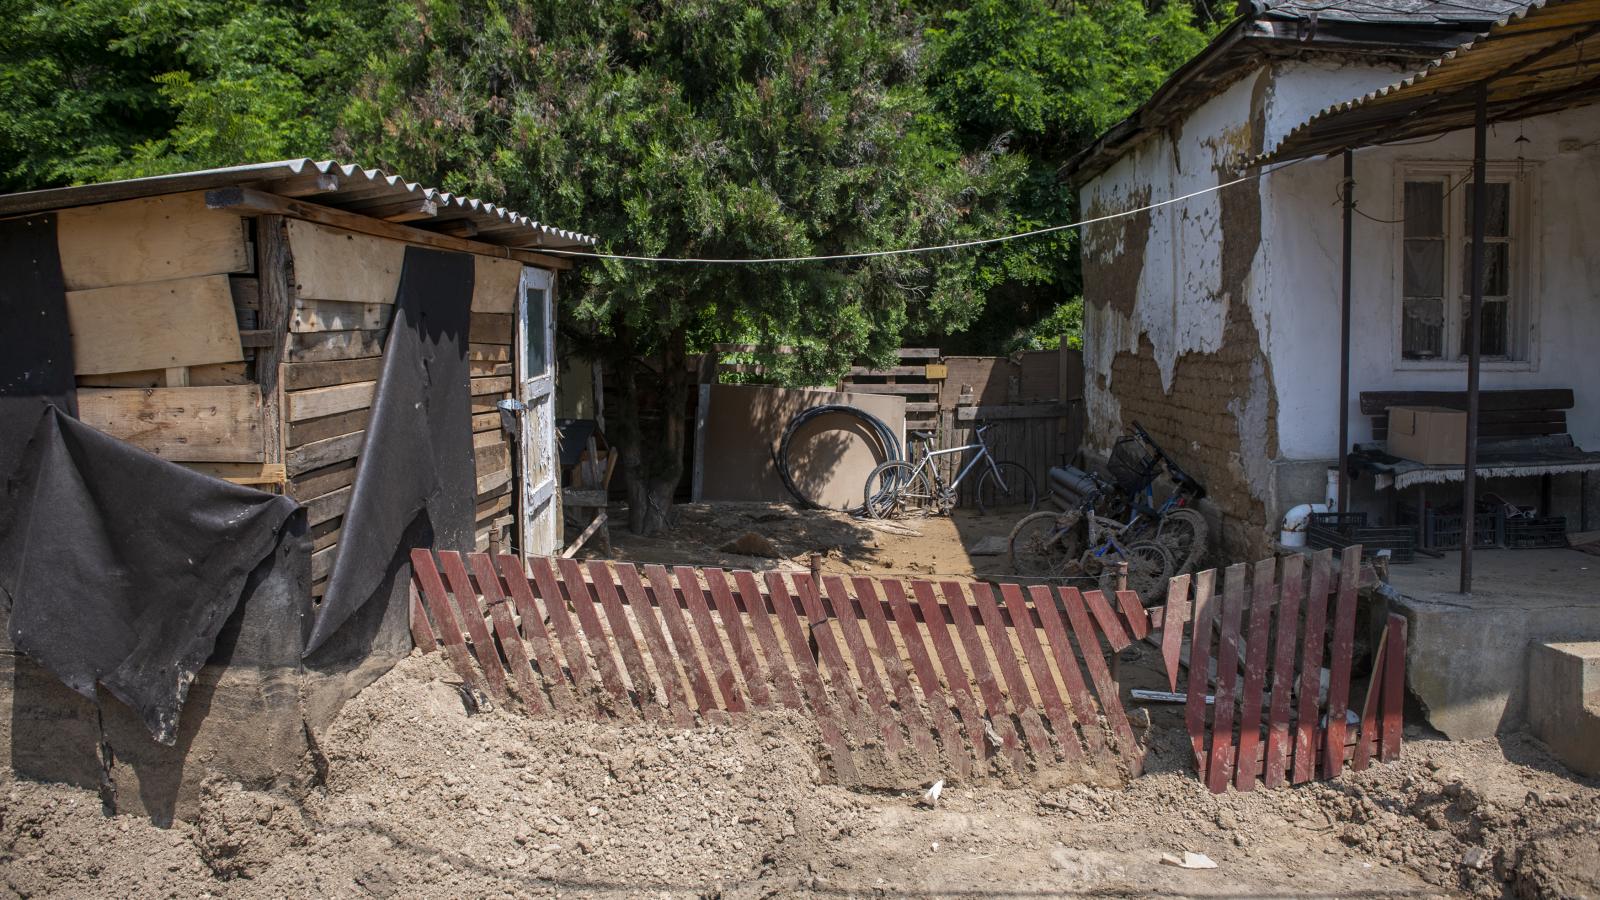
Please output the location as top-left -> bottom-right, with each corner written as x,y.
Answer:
0,0 -> 403,189
341,0 -> 1021,531
921,0 -> 1213,352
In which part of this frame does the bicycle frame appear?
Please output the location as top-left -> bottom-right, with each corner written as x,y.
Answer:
907,434 -> 1006,495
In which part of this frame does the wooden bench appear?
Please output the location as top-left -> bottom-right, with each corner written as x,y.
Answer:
1353,388 -> 1600,496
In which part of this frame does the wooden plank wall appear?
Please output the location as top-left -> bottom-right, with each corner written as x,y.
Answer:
62,192 -> 268,476
280,219 -> 526,596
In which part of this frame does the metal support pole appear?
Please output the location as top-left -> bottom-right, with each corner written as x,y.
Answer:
1460,84 -> 1488,595
1338,149 -> 1355,515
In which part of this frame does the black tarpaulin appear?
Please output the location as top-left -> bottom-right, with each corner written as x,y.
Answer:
1,405 -> 300,745
306,246 -> 476,655
0,214 -> 75,499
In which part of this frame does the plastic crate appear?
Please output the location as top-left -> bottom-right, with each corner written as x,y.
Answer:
1504,515 -> 1567,549
1399,504 -> 1502,551
1307,512 -> 1417,563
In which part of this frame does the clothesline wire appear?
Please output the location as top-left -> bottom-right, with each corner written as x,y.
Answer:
534,156 -> 1314,264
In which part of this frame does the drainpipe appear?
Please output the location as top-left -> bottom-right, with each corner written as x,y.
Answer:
1461,83 -> 1488,595
1338,149 -> 1354,515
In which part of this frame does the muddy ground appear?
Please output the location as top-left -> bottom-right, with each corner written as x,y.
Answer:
3,503 -> 1598,898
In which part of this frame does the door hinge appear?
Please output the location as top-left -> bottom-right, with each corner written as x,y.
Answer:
496,398 -> 526,435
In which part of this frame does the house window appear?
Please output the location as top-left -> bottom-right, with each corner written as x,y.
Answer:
1399,164 -> 1528,363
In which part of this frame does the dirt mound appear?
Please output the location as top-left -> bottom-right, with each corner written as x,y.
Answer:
3,648 -> 1597,897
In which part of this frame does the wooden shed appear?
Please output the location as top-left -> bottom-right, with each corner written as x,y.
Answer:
0,160 -> 592,819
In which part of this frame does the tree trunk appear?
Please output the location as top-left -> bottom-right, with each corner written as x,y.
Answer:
618,326 -> 690,536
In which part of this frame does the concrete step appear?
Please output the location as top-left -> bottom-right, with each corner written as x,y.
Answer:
1527,641 -> 1600,776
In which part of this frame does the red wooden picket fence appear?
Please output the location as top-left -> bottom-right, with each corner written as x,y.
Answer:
407,545 -> 1404,792
1159,546 -> 1407,793
406,550 -> 1151,785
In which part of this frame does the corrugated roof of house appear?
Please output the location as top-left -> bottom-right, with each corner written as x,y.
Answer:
0,159 -> 595,250
1253,0 -> 1600,163
1061,0 -> 1535,183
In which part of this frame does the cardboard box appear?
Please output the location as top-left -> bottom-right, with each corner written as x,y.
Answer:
1387,405 -> 1467,465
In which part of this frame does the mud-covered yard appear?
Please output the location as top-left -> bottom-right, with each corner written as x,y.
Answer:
3,502 -> 1598,898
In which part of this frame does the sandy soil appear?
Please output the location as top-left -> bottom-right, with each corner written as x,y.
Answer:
3,646 -> 1596,898
4,503 -> 1596,897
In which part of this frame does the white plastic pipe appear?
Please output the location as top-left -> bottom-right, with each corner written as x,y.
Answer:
1280,502 -> 1329,547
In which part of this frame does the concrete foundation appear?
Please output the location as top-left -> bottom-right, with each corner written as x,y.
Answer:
1387,549 -> 1600,740
1526,641 -> 1600,776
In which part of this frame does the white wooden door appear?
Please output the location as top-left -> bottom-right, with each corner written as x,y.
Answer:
516,267 -> 559,557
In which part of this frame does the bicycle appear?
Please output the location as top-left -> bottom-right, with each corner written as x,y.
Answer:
862,423 -> 1038,519
1007,422 -> 1208,603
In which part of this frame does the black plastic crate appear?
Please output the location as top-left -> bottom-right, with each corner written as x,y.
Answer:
1504,515 -> 1567,549
1399,503 -> 1501,551
1307,512 -> 1417,563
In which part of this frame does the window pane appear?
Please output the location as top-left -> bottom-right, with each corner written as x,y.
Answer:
1404,181 -> 1444,237
1462,298 -> 1509,357
1465,182 -> 1510,238
1461,241 -> 1509,296
1403,296 -> 1444,359
524,286 -> 548,375
1404,239 -> 1444,297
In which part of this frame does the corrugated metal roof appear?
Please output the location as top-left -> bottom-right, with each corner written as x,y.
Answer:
1255,0 -> 1531,26
1254,0 -> 1600,164
0,159 -> 595,249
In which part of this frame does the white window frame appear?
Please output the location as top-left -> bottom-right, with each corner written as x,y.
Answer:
1391,160 -> 1540,372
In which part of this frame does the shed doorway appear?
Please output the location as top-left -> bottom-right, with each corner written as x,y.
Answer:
516,266 -> 558,556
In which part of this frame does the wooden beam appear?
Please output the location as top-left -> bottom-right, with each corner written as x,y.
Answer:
956,403 -> 1073,421
65,275 -> 243,375
206,187 -> 574,270
78,386 -> 265,463
257,216 -> 294,472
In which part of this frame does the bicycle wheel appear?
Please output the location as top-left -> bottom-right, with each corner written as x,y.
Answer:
975,461 -> 1038,515
863,460 -> 936,519
1008,511 -> 1082,577
1156,507 -> 1209,575
1098,539 -> 1174,607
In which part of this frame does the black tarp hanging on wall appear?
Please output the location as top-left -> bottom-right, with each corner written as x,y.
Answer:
0,214 -> 303,746
305,245 -> 476,655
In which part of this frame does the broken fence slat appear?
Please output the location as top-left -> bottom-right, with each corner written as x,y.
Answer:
409,549 -> 489,701
616,563 -> 696,728
732,570 -> 803,711
1354,624 -> 1388,772
1322,545 -> 1363,780
1161,574 -> 1190,694
794,572 -> 877,747
497,554 -> 579,714
941,581 -> 1028,774
644,564 -> 724,723
559,558 -> 636,716
823,575 -> 905,755
409,580 -> 437,653
913,579 -> 992,769
1293,550 -> 1334,784
1114,589 -> 1151,642
972,583 -> 1055,763
1233,557 -> 1277,792
530,556 -> 598,704
1380,613 -> 1407,762
1031,583 -> 1109,761
764,571 -> 859,784
587,560 -> 664,724
1000,584 -> 1083,765
437,551 -> 512,705
1184,569 -> 1217,779
674,565 -> 746,714
704,568 -> 771,710
1061,587 -> 1142,775
1207,564 -> 1247,794
1262,553 -> 1304,789
883,579 -> 973,779
1083,588 -> 1132,651
852,576 -> 937,766
471,552 -> 545,714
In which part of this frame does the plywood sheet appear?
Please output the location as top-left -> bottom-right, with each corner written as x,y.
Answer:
56,192 -> 250,291
286,219 -> 405,305
696,383 -> 905,509
471,255 -> 521,313
78,385 -> 264,463
65,275 -> 243,375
